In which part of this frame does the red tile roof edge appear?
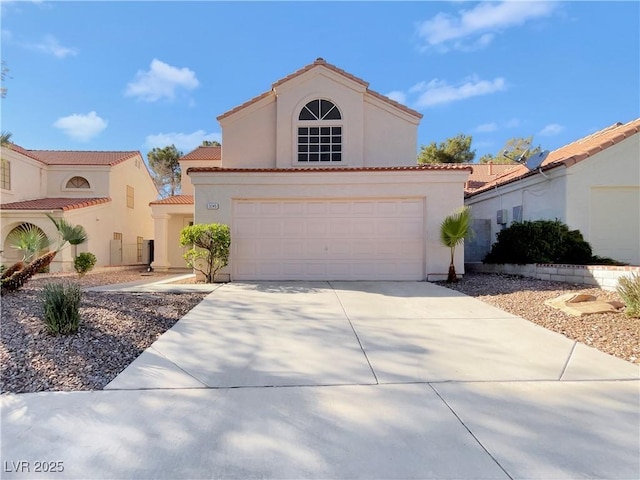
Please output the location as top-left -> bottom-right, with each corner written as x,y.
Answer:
5,145 -> 141,166
0,197 -> 112,211
466,118 -> 640,197
181,146 -> 222,161
187,165 -> 472,174
217,58 -> 422,121
150,195 -> 194,205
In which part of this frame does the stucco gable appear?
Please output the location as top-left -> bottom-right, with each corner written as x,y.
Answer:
217,58 -> 422,123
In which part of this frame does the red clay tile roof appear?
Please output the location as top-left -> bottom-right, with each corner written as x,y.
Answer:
181,146 -> 222,161
217,58 -> 422,121
463,163 -> 520,193
7,145 -> 140,166
0,197 -> 111,211
467,118 -> 640,197
150,195 -> 194,205
188,165 -> 472,174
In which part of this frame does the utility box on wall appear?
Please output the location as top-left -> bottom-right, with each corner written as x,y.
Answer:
496,209 -> 508,225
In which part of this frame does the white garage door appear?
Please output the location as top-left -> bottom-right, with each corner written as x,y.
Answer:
232,198 -> 425,280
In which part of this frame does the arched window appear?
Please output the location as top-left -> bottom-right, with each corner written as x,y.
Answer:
66,176 -> 90,189
297,99 -> 342,163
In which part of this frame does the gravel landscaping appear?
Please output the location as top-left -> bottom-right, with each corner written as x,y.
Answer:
2,271 -> 638,394
1,270 -> 208,394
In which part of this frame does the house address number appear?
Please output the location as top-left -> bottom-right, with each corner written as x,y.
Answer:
207,202 -> 220,210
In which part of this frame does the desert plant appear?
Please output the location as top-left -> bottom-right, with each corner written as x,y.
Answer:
46,214 -> 88,253
1,251 -> 57,294
484,219 -> 593,265
180,223 -> 230,283
1,261 -> 24,280
440,206 -> 474,283
7,223 -> 50,263
616,273 -> 640,318
41,281 -> 82,335
74,252 -> 97,277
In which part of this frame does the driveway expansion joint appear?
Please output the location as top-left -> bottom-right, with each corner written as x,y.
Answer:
559,341 -> 578,380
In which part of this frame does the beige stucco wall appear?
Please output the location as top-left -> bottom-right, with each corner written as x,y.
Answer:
46,166 -> 110,198
219,97 -> 277,168
363,98 -> 419,166
565,136 -> 640,265
190,169 -> 469,280
0,147 -> 47,203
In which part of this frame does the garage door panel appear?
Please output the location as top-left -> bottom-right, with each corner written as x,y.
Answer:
233,199 -> 425,280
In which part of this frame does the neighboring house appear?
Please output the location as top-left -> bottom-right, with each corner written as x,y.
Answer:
0,145 -> 159,272
150,145 -> 221,271
154,58 -> 471,281
464,118 -> 640,265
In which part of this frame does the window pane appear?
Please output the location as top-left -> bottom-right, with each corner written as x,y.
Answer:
320,100 -> 333,118
332,153 -> 342,161
298,127 -> 308,135
334,145 -> 342,152
320,145 -> 330,152
298,153 -> 307,161
298,136 -> 308,143
306,100 -> 320,119
309,153 -> 319,161
320,153 -> 330,161
310,136 -> 319,144
331,136 -> 341,143
310,145 -> 319,153
320,136 -> 330,143
298,145 -> 308,153
310,127 -> 319,135
299,108 -> 315,121
325,107 -> 341,120
332,127 -> 342,134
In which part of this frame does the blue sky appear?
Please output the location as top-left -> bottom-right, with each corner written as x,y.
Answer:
1,1 -> 638,162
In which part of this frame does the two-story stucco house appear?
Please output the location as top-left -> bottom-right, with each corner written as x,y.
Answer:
0,145 -> 159,272
464,118 -> 640,265
152,58 -> 471,281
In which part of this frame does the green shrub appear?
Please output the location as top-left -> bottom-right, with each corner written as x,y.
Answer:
484,219 -> 593,265
74,252 -> 97,277
180,223 -> 231,283
41,281 -> 82,335
616,273 -> 640,318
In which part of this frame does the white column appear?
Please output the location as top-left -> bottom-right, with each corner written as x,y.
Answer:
151,213 -> 171,270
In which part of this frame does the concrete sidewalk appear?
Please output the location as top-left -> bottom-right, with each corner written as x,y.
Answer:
2,281 -> 638,479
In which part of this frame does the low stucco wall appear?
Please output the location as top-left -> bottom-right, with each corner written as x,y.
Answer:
466,262 -> 640,291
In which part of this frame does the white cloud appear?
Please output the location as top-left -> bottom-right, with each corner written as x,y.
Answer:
412,75 -> 507,108
126,59 -> 199,102
53,111 -> 107,142
385,90 -> 407,104
144,130 -> 221,153
33,34 -> 78,58
538,123 -> 565,136
474,122 -> 498,133
417,1 -> 558,52
504,118 -> 521,128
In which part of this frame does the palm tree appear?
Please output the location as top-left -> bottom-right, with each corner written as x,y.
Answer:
7,224 -> 50,263
0,131 -> 12,146
440,206 -> 474,283
46,214 -> 88,256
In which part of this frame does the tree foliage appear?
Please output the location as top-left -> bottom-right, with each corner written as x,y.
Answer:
201,140 -> 221,147
1,131 -> 12,146
147,144 -> 182,197
440,207 -> 474,283
479,136 -> 542,164
180,223 -> 231,283
7,224 -> 50,263
418,134 -> 475,164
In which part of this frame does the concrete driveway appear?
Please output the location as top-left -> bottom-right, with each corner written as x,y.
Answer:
2,281 -> 638,479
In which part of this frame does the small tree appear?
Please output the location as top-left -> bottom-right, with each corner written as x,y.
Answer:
7,224 -> 50,263
147,144 -> 182,198
180,223 -> 230,283
440,207 -> 474,283
418,134 -> 475,164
